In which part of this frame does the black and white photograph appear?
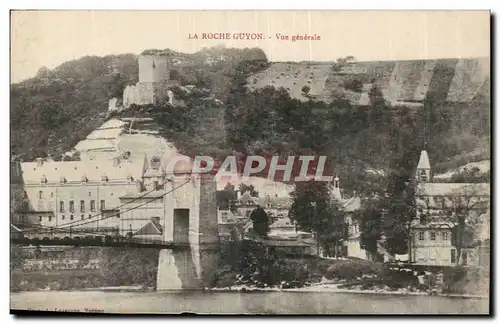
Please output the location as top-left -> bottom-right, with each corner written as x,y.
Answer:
9,10 -> 491,315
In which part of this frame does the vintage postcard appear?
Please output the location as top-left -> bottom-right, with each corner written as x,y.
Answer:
10,10 -> 491,315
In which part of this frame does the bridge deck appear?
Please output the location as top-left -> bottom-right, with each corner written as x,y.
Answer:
11,238 -> 190,250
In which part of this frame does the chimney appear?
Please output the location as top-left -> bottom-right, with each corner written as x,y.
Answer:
35,157 -> 44,167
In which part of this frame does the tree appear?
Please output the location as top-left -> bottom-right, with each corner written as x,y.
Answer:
356,206 -> 382,258
331,56 -> 356,73
368,85 -> 391,126
249,206 -> 270,238
239,183 -> 259,197
289,180 -> 346,255
216,183 -> 238,211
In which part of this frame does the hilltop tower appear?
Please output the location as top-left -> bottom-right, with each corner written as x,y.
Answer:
416,150 -> 431,183
119,52 -> 179,109
139,54 -> 171,84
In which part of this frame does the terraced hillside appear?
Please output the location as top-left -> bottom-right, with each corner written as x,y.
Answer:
246,57 -> 490,106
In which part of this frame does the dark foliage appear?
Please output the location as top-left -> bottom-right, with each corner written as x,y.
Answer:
249,206 -> 270,238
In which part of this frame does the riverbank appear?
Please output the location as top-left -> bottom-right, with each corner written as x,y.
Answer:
209,283 -> 488,299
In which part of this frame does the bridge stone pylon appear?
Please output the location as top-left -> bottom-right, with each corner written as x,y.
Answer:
157,173 -> 219,290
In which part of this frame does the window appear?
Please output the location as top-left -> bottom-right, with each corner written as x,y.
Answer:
70,215 -> 74,220
39,216 -> 42,222
116,212 -> 120,219
48,216 -> 52,222
62,215 -> 65,220
451,249 -> 456,264
59,201 -> 65,213
153,180 -> 159,190
442,232 -> 449,241
38,191 -> 43,199
51,192 -> 54,198
418,232 -> 425,241
81,215 -> 84,220
90,200 -> 96,212
80,200 -> 85,212
69,201 -> 74,213
88,192 -> 91,197
430,232 -> 436,241
462,252 -> 468,266
88,214 -> 92,219
420,170 -> 427,181
100,200 -> 105,211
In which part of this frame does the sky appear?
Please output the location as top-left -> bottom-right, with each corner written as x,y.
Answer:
11,10 -> 490,83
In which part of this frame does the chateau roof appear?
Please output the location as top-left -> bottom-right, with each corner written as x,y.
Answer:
416,183 -> 490,196
20,157 -> 145,184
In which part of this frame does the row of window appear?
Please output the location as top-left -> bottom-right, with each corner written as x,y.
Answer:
37,191 -> 116,199
418,195 -> 486,207
39,213 -> 120,222
58,200 -> 105,213
416,231 -> 449,241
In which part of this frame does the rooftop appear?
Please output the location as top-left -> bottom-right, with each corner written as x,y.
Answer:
21,156 -> 145,184
417,150 -> 431,169
416,183 -> 490,196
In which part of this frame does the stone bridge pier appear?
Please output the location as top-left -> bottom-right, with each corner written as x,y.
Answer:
156,173 -> 220,290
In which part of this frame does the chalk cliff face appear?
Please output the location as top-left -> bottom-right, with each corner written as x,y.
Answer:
246,57 -> 490,106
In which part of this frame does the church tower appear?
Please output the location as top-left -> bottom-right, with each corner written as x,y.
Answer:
416,150 -> 431,183
331,176 -> 343,201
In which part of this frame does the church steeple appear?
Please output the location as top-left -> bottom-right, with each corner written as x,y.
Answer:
331,176 -> 342,201
416,150 -> 431,183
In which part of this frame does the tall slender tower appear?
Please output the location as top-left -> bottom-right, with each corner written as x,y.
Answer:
331,176 -> 343,201
416,150 -> 431,183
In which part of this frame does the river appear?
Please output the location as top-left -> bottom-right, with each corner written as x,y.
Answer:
10,291 -> 489,314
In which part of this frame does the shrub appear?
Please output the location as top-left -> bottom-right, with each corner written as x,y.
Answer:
325,261 -> 383,281
380,268 -> 419,288
343,78 -> 364,93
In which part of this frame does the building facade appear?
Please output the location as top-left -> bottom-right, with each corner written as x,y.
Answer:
329,177 -> 367,259
13,148 -> 219,247
410,150 -> 490,267
16,153 -> 145,239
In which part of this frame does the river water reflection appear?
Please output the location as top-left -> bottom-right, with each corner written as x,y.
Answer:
11,291 -> 489,315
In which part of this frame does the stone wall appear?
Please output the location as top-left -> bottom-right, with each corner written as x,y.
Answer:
139,55 -> 171,84
122,81 -> 179,108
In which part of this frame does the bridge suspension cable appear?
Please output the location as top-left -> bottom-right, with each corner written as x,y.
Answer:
18,179 -> 191,235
